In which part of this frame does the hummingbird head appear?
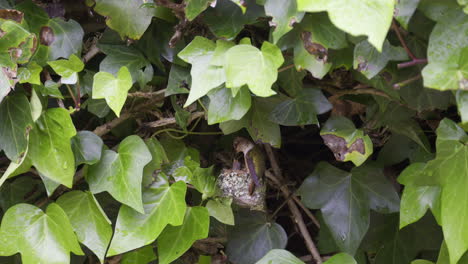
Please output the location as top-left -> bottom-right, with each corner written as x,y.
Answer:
233,137 -> 254,155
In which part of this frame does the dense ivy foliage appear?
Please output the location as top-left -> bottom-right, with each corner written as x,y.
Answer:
0,0 -> 467,263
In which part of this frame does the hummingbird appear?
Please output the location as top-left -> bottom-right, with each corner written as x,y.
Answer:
233,137 -> 266,195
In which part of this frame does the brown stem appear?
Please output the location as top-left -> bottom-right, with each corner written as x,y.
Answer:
320,85 -> 390,100
264,144 -> 322,264
93,112 -> 132,137
83,44 -> 100,63
143,111 -> 205,128
127,89 -> 166,98
278,64 -> 295,73
292,195 -> 320,229
392,20 -> 416,60
65,84 -> 78,109
397,58 -> 428,69
393,74 -> 422,89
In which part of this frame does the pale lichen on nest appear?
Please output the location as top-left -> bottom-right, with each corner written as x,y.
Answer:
217,168 -> 266,211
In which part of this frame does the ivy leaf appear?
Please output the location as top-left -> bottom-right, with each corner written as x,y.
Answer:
71,131 -> 104,166
93,0 -> 154,40
422,11 -> 468,90
0,94 -> 33,162
98,44 -> 149,80
178,36 -> 225,106
29,108 -> 76,188
107,175 -> 187,256
142,138 -> 169,186
298,162 -> 400,255
157,206 -> 210,264
324,253 -> 356,264
226,210 -> 288,264
0,203 -> 84,263
293,29 -> 332,79
92,66 -> 133,117
47,54 -> 84,84
190,167 -> 217,200
56,191 -> 112,263
207,85 -> 251,125
48,18 -> 84,60
220,97 -> 282,147
224,42 -> 284,97
354,40 -> 408,79
17,62 -> 42,85
121,245 -> 157,264
165,65 -> 190,96
457,90 -> 468,126
411,119 -> 468,264
203,0 -> 264,40
0,176 -> 44,211
299,13 -> 347,50
0,68 -> 13,104
270,88 -> 332,126
185,0 -> 212,21
206,198 -> 234,225
277,59 -> 306,97
395,0 -> 421,29
320,116 -> 373,166
86,135 -> 151,214
264,0 -> 305,43
398,163 -> 441,229
296,0 -> 394,51
255,249 -> 304,264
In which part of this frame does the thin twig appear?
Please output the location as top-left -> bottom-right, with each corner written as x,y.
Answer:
320,85 -> 390,100
93,112 -> 132,137
144,111 -> 205,128
392,20 -> 416,60
83,44 -> 100,63
397,58 -> 428,69
264,144 -> 322,264
292,195 -> 320,228
393,74 -> 422,89
278,64 -> 295,73
127,89 -> 166,98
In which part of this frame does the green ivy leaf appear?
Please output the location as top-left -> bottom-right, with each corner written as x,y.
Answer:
93,0 -> 154,40
178,36 -> 225,106
17,62 -> 42,85
299,13 -> 347,50
264,0 -> 305,43
157,206 -> 210,264
98,44 -> 149,80
320,116 -> 373,166
298,162 -> 400,255
324,253 -> 356,264
292,28 -> 332,78
224,42 -> 284,97
86,135 -> 151,213
121,245 -> 157,264
226,210 -> 287,264
0,94 -> 33,162
398,162 -> 442,228
220,97 -> 282,147
270,88 -> 332,126
165,65 -> 190,96
29,108 -> 76,188
354,40 -> 408,79
185,0 -> 212,21
297,0 -> 394,51
56,191 -> 112,263
92,66 -> 133,117
0,176 -> 44,211
48,18 -> 84,60
206,198 -> 234,225
422,11 -> 468,90
143,138 -> 169,186
47,54 -> 84,84
190,167 -> 217,200
457,90 -> 468,127
395,0 -> 421,29
107,174 -> 187,256
0,203 -> 84,263
207,85 -> 251,125
255,249 -> 304,264
203,0 -> 264,40
71,131 -> 103,166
